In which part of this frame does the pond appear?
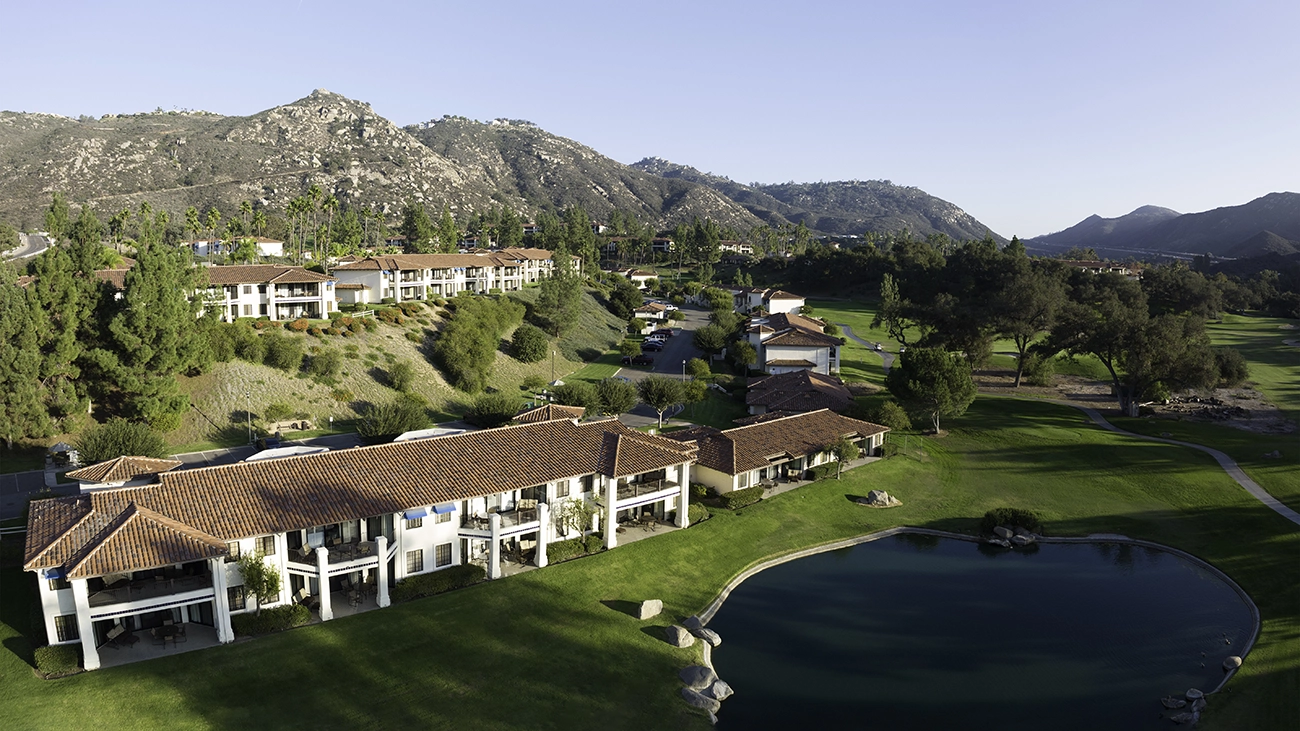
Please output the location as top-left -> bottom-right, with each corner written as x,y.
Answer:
707,534 -> 1255,730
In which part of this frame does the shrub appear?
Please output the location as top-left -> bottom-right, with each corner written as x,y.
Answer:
1214,347 -> 1250,387
687,502 -> 710,525
547,538 -> 586,563
356,394 -> 430,441
387,360 -> 416,392
264,402 -> 294,423
75,418 -> 167,462
306,349 -> 342,380
287,318 -> 311,332
464,391 -> 521,428
1022,352 -> 1056,387
308,326 -> 324,337
807,463 -> 837,481
522,374 -> 548,392
34,644 -> 81,676
405,330 -> 424,344
263,334 -> 305,372
511,323 -> 550,363
380,297 -> 397,305
583,533 -> 604,553
717,486 -> 764,510
331,389 -> 354,402
690,483 -> 711,500
432,297 -> 525,392
980,508 -> 1042,535
552,381 -> 599,411
390,564 -> 486,603
686,358 -> 711,380
377,308 -> 406,325
362,318 -> 379,332
230,603 -> 311,637
870,401 -> 913,431
234,328 -> 265,363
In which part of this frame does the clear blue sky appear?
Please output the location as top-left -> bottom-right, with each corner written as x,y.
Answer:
3,0 -> 1297,237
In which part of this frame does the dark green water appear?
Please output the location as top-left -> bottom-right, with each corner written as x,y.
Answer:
708,534 -> 1254,730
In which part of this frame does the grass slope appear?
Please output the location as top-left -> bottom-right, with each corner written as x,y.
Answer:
3,398 -> 1299,729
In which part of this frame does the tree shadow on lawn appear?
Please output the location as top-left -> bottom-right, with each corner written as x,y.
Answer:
600,599 -> 642,617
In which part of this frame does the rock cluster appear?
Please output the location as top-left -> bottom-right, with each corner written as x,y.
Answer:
986,525 -> 1038,549
1165,687 -> 1212,724
673,625 -> 734,722
855,490 -> 902,508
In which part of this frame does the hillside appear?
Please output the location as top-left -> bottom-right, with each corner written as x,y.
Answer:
631,157 -> 1002,241
1227,230 -> 1300,258
1030,193 -> 1300,257
406,119 -> 762,230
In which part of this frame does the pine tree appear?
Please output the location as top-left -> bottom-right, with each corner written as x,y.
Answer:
45,192 -> 71,242
436,205 -> 459,253
0,265 -> 50,447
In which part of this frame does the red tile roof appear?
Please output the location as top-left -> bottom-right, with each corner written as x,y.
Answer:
746,371 -> 852,413
514,404 -> 586,423
663,409 -> 886,476
66,456 -> 184,484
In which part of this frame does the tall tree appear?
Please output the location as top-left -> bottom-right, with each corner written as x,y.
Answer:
1043,273 -> 1148,412
886,347 -> 977,434
436,205 -> 459,253
0,265 -> 50,448
399,200 -> 436,253
28,247 -> 91,425
873,273 -> 919,347
497,207 -> 524,248
995,260 -> 1066,387
534,255 -> 583,336
44,192 -> 71,242
637,375 -> 684,428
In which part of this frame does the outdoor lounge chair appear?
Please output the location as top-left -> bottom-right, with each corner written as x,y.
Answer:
105,624 -> 125,649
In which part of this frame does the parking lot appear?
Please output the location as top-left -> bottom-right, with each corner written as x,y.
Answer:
615,305 -> 711,383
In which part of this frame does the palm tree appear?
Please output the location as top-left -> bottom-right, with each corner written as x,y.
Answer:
322,195 -> 339,261
239,200 -> 252,235
252,209 -> 266,238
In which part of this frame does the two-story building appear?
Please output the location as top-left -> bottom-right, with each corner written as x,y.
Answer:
331,248 -> 567,304
745,312 -> 842,375
24,416 -> 695,671
201,265 -> 337,321
728,287 -> 806,315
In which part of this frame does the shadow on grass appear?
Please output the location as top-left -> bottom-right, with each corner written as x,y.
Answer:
600,599 -> 641,617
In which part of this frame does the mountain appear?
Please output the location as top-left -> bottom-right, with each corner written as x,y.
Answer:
1226,230 -> 1300,259
1029,193 -> 1300,257
631,157 -> 1002,241
1030,205 -> 1181,250
404,119 -> 760,230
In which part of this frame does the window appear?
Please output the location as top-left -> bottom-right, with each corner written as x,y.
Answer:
435,543 -> 452,568
435,510 -> 451,524
225,541 -> 241,563
257,284 -> 266,294
259,304 -> 268,316
228,586 -> 246,610
243,304 -> 252,316
54,614 -> 79,642
243,285 -> 253,295
48,577 -> 70,592
406,517 -> 423,530
555,480 -> 570,498
406,549 -> 424,574
257,535 -> 276,555
230,305 -> 238,320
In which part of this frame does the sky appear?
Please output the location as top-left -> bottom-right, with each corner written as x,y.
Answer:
2,0 -> 1297,237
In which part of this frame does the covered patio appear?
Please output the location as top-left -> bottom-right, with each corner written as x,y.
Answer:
98,622 -> 221,669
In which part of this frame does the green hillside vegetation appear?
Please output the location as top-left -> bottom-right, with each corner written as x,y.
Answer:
4,398 -> 1300,729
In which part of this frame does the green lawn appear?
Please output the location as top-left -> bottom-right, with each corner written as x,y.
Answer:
1207,313 -> 1300,419
567,351 -> 623,383
3,398 -> 1299,729
680,390 -> 748,430
0,447 -> 45,474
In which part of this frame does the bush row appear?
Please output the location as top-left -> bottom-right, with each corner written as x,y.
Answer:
717,486 -> 764,510
391,564 -> 486,603
546,534 -> 605,564
230,603 -> 312,637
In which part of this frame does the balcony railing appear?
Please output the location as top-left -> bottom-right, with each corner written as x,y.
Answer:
88,575 -> 213,607
275,287 -> 320,298
613,479 -> 679,502
460,508 -> 538,532
287,540 -> 380,566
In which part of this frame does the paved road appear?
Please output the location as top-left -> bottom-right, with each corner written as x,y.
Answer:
614,305 -> 709,429
837,322 -> 895,373
4,232 -> 51,260
0,469 -> 62,521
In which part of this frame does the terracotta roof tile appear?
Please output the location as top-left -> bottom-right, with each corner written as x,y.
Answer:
66,456 -> 184,484
746,371 -> 852,413
514,404 -> 586,423
64,504 -> 228,578
664,409 -> 887,476
200,265 -> 334,285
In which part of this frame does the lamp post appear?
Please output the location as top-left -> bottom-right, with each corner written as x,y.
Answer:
245,389 -> 252,444
682,359 -> 686,382
551,349 -> 556,384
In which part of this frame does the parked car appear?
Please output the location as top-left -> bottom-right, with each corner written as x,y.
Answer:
873,343 -> 884,351
652,328 -> 675,338
663,304 -> 680,311
622,354 -> 654,366
641,340 -> 665,352
256,435 -> 282,451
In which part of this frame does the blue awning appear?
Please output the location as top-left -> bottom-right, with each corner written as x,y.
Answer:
43,568 -> 65,580
432,503 -> 456,514
403,508 -> 428,520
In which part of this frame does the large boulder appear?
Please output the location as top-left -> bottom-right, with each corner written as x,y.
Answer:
1010,534 -> 1035,547
993,526 -> 1014,539
637,599 -> 663,620
683,615 -> 704,631
679,665 -> 717,690
692,627 -> 723,647
1224,655 -> 1242,670
861,490 -> 902,508
706,679 -> 734,701
1185,688 -> 1204,700
665,625 -> 696,648
681,687 -> 721,714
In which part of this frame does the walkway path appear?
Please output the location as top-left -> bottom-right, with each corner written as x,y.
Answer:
836,323 -> 895,373
1029,397 -> 1300,528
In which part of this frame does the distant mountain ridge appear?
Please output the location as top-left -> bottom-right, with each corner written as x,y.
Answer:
1030,193 -> 1300,258
631,157 -> 1002,241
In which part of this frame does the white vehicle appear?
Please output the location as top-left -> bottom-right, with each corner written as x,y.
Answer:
663,304 -> 679,311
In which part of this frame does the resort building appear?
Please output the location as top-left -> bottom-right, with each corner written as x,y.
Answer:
745,370 -> 852,415
331,248 -> 569,304
728,287 -> 806,315
200,265 -> 337,321
744,312 -> 842,376
664,410 -> 888,494
23,417 -> 695,671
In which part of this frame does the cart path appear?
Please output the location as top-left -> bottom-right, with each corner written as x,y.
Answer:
836,323 -> 895,373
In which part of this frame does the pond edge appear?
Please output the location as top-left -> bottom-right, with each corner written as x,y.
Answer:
696,526 -> 1260,697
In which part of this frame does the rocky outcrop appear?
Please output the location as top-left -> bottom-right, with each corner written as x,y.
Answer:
682,615 -> 704,631
637,599 -> 662,620
993,526 -> 1014,539
665,625 -> 695,648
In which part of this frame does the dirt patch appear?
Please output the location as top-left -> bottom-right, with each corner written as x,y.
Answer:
974,369 -> 1295,435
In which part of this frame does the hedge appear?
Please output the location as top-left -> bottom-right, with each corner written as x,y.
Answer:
806,463 -> 837,482
718,486 -> 764,510
391,564 -> 486,603
688,503 -> 710,525
689,483 -> 711,500
34,644 -> 81,677
547,538 -> 586,563
980,508 -> 1042,535
230,603 -> 312,637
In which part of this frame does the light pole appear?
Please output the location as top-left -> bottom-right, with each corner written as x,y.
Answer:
682,359 -> 686,382
245,389 -> 252,444
551,349 -> 556,385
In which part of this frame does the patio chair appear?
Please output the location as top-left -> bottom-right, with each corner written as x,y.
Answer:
105,624 -> 125,650
297,545 -> 312,560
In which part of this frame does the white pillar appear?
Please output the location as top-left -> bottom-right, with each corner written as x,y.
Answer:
536,502 -> 549,568
677,463 -> 691,528
316,547 -> 333,621
604,477 -> 619,549
488,513 -> 503,580
70,579 -> 100,671
209,558 -> 235,643
375,535 -> 391,608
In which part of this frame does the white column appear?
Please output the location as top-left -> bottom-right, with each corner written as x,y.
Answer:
70,579 -> 100,671
488,513 -> 503,580
375,535 -> 391,608
677,463 -> 691,528
316,547 -> 333,621
209,558 -> 235,643
605,477 -> 619,549
536,502 -> 550,569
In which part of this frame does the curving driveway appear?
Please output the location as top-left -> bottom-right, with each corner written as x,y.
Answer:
837,322 -> 895,372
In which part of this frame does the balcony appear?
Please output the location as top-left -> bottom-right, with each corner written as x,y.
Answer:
275,286 -> 320,299
287,540 -> 381,567
611,479 -> 680,502
88,575 -> 214,607
459,508 -> 539,537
